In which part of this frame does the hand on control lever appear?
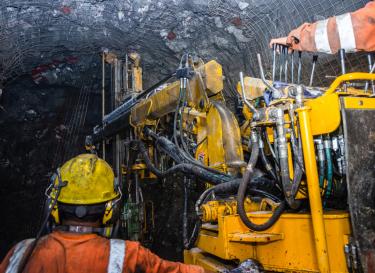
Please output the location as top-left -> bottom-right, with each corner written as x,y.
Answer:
269,36 -> 288,49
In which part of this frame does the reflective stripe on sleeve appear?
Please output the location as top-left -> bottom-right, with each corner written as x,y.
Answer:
336,13 -> 356,52
107,239 -> 126,273
314,19 -> 332,53
5,239 -> 35,273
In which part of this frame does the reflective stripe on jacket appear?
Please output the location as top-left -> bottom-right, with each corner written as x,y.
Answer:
287,1 -> 375,53
0,231 -> 204,273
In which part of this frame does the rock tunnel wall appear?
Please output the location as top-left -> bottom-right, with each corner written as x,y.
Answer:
0,0 -> 371,261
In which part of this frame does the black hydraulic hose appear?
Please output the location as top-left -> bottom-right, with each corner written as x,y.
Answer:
290,129 -> 304,200
195,178 -> 282,216
184,219 -> 201,249
183,178 -> 189,247
237,135 -> 286,231
138,141 -> 229,185
259,146 -> 277,181
289,109 -> 305,172
186,177 -> 282,249
209,178 -> 281,202
144,127 -> 232,177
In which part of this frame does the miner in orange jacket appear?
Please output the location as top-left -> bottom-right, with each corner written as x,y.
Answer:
270,1 -> 375,53
0,154 -> 207,273
0,154 -> 259,273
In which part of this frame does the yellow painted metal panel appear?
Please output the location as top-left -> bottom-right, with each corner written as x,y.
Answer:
189,211 -> 350,273
343,96 -> 375,109
304,93 -> 341,136
202,60 -> 224,95
325,73 -> 375,94
228,232 -> 283,243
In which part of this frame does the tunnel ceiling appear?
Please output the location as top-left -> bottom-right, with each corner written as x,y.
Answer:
0,0 -> 370,92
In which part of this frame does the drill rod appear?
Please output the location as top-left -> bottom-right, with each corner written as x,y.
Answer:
309,55 -> 318,87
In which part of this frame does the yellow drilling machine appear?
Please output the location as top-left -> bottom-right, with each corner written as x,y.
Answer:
86,49 -> 375,273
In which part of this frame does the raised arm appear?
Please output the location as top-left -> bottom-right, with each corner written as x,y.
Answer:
270,1 -> 375,54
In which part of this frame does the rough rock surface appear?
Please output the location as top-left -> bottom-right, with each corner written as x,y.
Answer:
0,76 -> 102,258
0,0 -> 370,261
0,0 -> 369,88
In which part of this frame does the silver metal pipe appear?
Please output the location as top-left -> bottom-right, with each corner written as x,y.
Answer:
256,53 -> 279,95
239,71 -> 259,119
295,85 -> 304,108
273,108 -> 291,199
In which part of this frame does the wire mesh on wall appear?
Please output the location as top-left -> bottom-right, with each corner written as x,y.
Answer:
0,0 -> 371,89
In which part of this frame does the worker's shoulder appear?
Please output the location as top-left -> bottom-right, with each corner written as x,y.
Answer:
12,238 -> 36,253
0,238 -> 35,271
123,240 -> 140,248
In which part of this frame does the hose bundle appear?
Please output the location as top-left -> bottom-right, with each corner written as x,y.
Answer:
236,132 -> 286,231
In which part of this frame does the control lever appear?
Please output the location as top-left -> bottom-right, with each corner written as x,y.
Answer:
297,51 -> 302,84
272,44 -> 277,82
309,55 -> 318,86
279,45 -> 284,81
339,49 -> 347,91
284,47 -> 289,83
239,71 -> 259,120
257,53 -> 279,96
291,50 -> 294,84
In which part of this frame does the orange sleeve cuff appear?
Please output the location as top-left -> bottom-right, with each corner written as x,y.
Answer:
125,241 -> 205,273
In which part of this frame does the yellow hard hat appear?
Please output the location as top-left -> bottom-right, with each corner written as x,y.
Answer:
53,154 -> 119,205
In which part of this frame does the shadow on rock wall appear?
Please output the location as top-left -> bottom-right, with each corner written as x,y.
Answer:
0,76 -> 101,259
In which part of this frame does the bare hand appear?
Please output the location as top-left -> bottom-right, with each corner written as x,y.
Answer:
269,37 -> 288,48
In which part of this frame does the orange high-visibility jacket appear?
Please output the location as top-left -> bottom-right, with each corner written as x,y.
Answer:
0,231 -> 205,273
287,1 -> 375,53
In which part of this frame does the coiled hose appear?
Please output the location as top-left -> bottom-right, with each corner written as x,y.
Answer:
184,178 -> 282,249
137,141 -> 229,185
237,135 -> 286,231
259,146 -> 277,181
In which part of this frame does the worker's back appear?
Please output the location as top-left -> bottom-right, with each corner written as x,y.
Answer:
0,231 -> 203,273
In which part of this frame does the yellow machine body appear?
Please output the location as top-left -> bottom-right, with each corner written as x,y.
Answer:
185,207 -> 350,272
130,59 -> 245,174
103,50 -> 375,272
184,73 -> 375,273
